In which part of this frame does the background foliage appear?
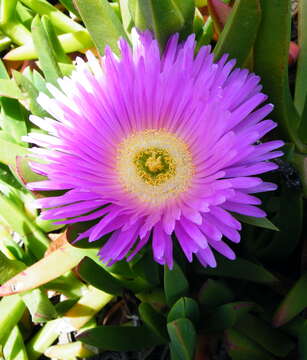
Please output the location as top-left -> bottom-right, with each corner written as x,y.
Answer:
0,0 -> 306,359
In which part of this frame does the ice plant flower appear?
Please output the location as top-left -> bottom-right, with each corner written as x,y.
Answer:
25,30 -> 283,269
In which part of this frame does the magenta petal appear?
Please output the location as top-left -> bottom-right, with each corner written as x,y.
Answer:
25,30 -> 282,269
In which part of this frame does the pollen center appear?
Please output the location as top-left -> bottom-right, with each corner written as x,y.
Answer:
134,148 -> 176,186
117,130 -> 193,205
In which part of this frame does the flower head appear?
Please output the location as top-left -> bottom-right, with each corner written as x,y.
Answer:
25,30 -> 283,268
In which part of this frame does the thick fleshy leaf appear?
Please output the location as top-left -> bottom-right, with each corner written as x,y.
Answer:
0,0 -> 18,24
234,214 -> 279,231
27,286 -> 113,360
0,193 -> 49,258
130,251 -> 160,285
13,71 -> 48,117
139,302 -> 169,341
213,0 -> 261,67
31,15 -> 62,86
196,16 -> 214,50
74,0 -> 127,56
225,329 -> 275,360
164,262 -> 189,306
0,234 -> 97,296
167,297 -> 200,325
254,0 -> 307,153
2,326 -> 28,360
131,0 -> 195,49
58,0 -> 79,16
299,324 -> 307,359
0,250 -> 25,284
15,156 -> 47,186
256,187 -> 303,260
235,313 -> 295,357
77,325 -> 164,351
292,150 -> 307,198
0,295 -> 26,343
273,273 -> 307,327
41,15 -> 72,64
0,0 -> 32,45
4,31 -> 93,61
0,60 -> 27,146
0,79 -> 23,99
0,97 -> 28,146
295,0 -> 307,115
0,163 -> 26,193
198,279 -> 235,309
0,137 -> 28,166
204,301 -> 255,333
20,0 -> 83,33
22,289 -> 57,323
77,256 -> 124,295
167,318 -> 196,360
119,0 -> 133,32
44,342 -> 95,359
195,255 -> 278,284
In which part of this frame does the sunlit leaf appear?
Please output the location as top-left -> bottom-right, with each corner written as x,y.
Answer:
74,0 -> 127,56
214,0 -> 261,67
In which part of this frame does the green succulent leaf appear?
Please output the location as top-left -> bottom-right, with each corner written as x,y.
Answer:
58,0 -> 79,16
256,187 -> 303,260
77,325 -> 164,351
74,0 -> 127,56
299,323 -> 307,359
196,254 -> 278,284
204,301 -> 255,333
77,256 -> 124,295
295,0 -> 307,115
13,70 -> 48,117
254,0 -> 306,153
41,15 -> 71,64
22,289 -> 57,323
130,250 -> 160,285
0,251 -> 25,284
0,295 -> 26,343
196,15 -> 213,50
130,0 -> 195,50
164,262 -> 189,306
138,302 -> 169,341
0,193 -> 49,259
213,0 -> 261,67
2,325 -> 28,360
20,0 -> 83,33
234,214 -> 279,231
167,318 -> 196,360
31,15 -> 62,86
167,297 -> 200,325
225,328 -> 275,360
0,79 -> 24,99
235,313 -> 295,357
198,279 -> 235,309
273,273 -> 307,327
0,97 -> 28,146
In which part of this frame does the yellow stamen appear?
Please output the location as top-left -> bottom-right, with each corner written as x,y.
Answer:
117,130 -> 194,206
145,154 -> 163,173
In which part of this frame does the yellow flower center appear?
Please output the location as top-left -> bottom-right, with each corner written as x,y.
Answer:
117,130 -> 193,206
134,148 -> 176,186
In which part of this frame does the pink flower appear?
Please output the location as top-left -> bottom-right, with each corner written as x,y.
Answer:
25,30 -> 283,268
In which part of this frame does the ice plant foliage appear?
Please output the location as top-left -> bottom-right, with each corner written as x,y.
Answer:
25,30 -> 283,269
